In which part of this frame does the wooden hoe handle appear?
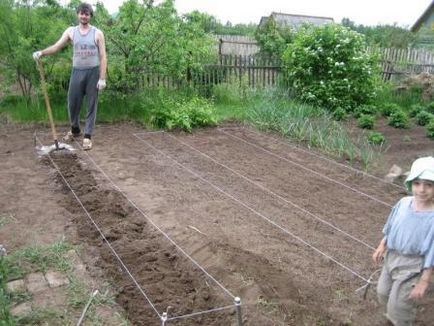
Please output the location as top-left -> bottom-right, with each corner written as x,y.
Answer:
37,60 -> 59,149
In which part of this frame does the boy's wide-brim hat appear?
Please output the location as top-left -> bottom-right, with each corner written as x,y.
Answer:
405,156 -> 434,191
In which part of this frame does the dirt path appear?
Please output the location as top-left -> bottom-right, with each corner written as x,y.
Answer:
1,121 -> 434,325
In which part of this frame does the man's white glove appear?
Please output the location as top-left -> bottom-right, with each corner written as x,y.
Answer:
32,51 -> 42,61
97,79 -> 106,90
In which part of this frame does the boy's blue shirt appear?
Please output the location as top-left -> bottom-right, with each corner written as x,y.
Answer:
383,196 -> 434,269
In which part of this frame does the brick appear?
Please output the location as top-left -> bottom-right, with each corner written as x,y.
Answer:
45,271 -> 69,288
6,279 -> 25,292
10,302 -> 32,316
26,272 -> 48,294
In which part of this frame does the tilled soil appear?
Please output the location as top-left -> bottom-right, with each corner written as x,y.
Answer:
2,121 -> 434,325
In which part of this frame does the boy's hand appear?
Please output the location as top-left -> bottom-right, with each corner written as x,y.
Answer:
372,248 -> 385,264
409,280 -> 429,300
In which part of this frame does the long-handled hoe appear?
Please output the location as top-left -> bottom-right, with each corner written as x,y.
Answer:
35,60 -> 73,155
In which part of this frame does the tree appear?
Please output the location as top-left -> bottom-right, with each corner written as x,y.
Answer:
99,0 -> 215,92
341,18 -> 417,48
255,17 -> 293,58
0,0 -> 73,99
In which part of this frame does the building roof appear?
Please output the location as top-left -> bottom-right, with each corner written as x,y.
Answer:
259,12 -> 334,30
411,0 -> 434,32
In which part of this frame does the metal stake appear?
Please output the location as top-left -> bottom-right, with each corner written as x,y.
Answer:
235,297 -> 243,326
161,312 -> 168,326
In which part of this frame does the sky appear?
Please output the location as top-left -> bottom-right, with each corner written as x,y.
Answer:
93,0 -> 432,28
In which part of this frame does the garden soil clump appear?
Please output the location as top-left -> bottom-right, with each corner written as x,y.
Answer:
2,121 -> 434,325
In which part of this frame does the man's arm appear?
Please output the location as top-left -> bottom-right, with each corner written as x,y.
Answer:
96,30 -> 107,80
40,28 -> 72,57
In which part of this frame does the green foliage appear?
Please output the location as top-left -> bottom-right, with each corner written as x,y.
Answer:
332,107 -> 347,121
246,88 -> 378,168
0,1 -> 74,99
183,11 -> 256,36
413,26 -> 434,50
150,95 -> 217,131
353,105 -> 377,118
380,103 -> 401,117
367,131 -> 385,145
101,0 -> 215,92
415,111 -> 434,126
341,18 -> 417,48
375,82 -> 427,113
282,24 -> 380,112
0,255 -> 15,325
388,110 -> 409,128
255,17 -> 293,58
211,74 -> 251,104
426,119 -> 434,138
357,114 -> 375,129
427,101 -> 434,114
409,104 -> 425,117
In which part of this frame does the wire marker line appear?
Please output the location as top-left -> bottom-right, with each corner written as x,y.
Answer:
75,141 -> 237,301
133,130 -> 165,136
221,126 -> 406,191
164,133 -> 376,251
133,134 -> 370,284
35,136 -> 161,319
167,305 -> 236,322
218,128 -> 393,208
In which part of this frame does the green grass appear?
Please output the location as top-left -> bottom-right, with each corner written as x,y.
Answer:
214,103 -> 247,121
5,240 -> 73,280
240,88 -> 380,169
376,82 -> 427,111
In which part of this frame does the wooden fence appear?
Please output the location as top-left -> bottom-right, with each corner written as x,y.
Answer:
199,55 -> 281,88
140,48 -> 434,89
367,47 -> 434,80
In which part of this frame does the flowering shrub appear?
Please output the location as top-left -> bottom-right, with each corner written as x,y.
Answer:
281,24 -> 380,112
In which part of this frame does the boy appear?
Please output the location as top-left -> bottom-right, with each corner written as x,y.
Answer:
373,156 -> 434,325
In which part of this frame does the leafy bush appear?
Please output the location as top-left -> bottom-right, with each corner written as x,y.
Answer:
380,103 -> 401,117
388,110 -> 409,128
367,131 -> 385,145
426,120 -> 434,138
332,107 -> 347,121
358,114 -> 375,129
353,105 -> 377,118
415,111 -> 434,126
427,101 -> 434,114
409,104 -> 425,117
150,96 -> 217,132
281,23 -> 380,111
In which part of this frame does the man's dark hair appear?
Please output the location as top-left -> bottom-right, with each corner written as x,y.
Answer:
76,2 -> 93,17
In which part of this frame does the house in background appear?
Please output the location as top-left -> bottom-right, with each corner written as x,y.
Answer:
217,12 -> 334,56
259,12 -> 334,30
411,0 -> 434,32
410,0 -> 434,49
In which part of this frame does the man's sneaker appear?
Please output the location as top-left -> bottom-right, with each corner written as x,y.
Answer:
63,131 -> 81,142
82,138 -> 92,151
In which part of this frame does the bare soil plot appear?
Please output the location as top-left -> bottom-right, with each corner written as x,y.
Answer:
1,121 -> 434,325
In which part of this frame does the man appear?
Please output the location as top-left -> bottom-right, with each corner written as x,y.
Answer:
33,2 -> 107,150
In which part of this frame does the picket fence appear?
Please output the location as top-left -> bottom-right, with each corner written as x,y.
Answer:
140,48 -> 434,89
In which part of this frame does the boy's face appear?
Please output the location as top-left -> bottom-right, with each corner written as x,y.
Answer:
77,10 -> 91,25
412,179 -> 434,204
